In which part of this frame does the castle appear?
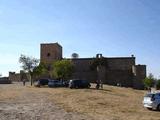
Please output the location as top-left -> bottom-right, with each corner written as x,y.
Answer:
9,42 -> 146,89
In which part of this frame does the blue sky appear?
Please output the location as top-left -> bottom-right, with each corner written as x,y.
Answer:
0,0 -> 160,77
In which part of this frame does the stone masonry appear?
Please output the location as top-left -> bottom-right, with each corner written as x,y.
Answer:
40,43 -> 146,89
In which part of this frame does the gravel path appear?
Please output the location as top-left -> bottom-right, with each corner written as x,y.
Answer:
0,83 -> 93,120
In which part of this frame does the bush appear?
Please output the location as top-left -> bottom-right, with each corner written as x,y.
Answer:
143,73 -> 154,89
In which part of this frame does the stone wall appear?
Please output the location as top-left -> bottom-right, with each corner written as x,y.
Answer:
9,71 -> 30,82
132,65 -> 146,89
71,58 -> 97,82
107,57 -> 135,70
70,57 -> 136,87
106,69 -> 133,87
40,43 -> 62,64
9,72 -> 21,82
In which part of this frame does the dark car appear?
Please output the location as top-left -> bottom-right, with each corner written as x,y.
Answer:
48,80 -> 63,87
69,79 -> 91,89
0,80 -> 12,84
35,78 -> 49,87
63,80 -> 70,87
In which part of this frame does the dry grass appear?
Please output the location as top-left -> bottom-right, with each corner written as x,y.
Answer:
31,84 -> 160,120
1,83 -> 160,120
0,85 -> 21,100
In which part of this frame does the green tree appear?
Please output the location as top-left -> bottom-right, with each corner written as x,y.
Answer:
32,63 -> 47,79
53,60 -> 74,80
143,73 -> 154,89
19,54 -> 39,86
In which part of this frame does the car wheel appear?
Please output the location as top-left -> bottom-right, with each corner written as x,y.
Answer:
70,86 -> 73,89
157,104 -> 160,111
147,108 -> 152,110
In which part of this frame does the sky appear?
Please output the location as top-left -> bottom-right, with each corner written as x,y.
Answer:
0,0 -> 160,78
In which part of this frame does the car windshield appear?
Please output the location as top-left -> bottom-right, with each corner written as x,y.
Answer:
54,81 -> 59,82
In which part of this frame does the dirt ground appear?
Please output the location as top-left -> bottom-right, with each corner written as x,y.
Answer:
0,82 -> 160,120
0,82 -> 92,120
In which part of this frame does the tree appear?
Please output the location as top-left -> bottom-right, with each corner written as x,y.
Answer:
32,63 -> 47,79
53,60 -> 74,80
143,73 -> 154,89
19,54 -> 39,86
71,53 -> 79,59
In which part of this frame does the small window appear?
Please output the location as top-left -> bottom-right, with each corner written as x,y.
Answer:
47,53 -> 51,57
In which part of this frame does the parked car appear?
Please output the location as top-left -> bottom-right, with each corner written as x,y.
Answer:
63,80 -> 70,87
34,78 -> 49,87
69,79 -> 91,89
0,80 -> 12,84
143,92 -> 160,110
48,80 -> 63,87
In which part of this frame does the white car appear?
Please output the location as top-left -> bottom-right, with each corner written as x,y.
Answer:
143,92 -> 160,110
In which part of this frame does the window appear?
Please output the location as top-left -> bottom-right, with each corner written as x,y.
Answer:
47,53 -> 51,57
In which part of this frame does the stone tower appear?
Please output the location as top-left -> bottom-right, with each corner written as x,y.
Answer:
40,43 -> 62,64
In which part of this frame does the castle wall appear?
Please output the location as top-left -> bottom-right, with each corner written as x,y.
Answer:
70,57 -> 135,86
104,57 -> 135,87
106,70 -> 133,87
132,65 -> 146,89
9,71 -> 30,82
71,58 -> 97,82
9,72 -> 21,82
72,71 -> 97,83
107,57 -> 135,70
